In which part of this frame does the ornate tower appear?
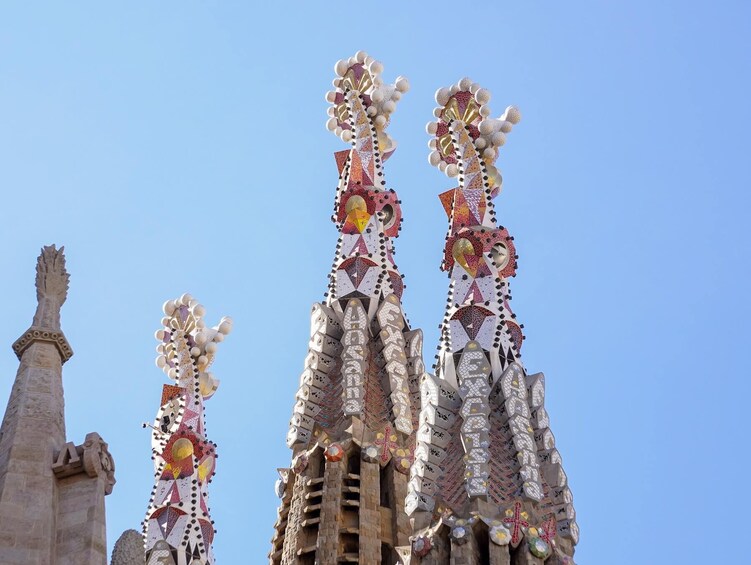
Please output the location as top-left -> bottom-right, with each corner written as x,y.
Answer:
404,81 -> 579,564
143,294 -> 232,565
0,245 -> 115,565
270,52 -> 423,565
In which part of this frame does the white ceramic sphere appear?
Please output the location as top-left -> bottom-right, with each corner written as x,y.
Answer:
369,60 -> 383,75
459,77 -> 472,90
475,88 -> 491,104
205,342 -> 218,354
326,118 -> 338,131
475,137 -> 487,149
325,91 -> 337,103
374,115 -> 387,127
429,151 -> 442,166
426,122 -> 438,134
505,106 -> 521,124
156,355 -> 167,369
155,329 -> 165,341
190,346 -> 201,357
492,132 -> 507,146
446,163 -> 459,177
479,120 -> 495,135
355,51 -> 367,63
162,300 -> 176,315
395,76 -> 410,92
435,87 -> 450,105
335,59 -> 349,76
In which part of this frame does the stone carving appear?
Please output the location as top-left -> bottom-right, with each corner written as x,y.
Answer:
82,432 -> 116,495
12,245 -> 73,362
111,529 -> 145,565
50,432 -> 116,495
33,244 -> 69,330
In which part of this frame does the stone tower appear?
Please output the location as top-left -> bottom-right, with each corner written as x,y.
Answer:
269,52 -> 421,564
142,294 -> 232,565
403,80 -> 578,563
0,245 -> 115,564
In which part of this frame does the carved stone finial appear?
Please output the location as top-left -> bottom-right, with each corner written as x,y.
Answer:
111,529 -> 145,565
33,244 -> 69,330
13,245 -> 74,361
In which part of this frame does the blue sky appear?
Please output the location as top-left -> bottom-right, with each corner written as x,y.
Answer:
1,2 -> 749,563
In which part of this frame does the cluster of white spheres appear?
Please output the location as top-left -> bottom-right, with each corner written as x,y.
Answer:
325,50 -> 410,142
426,79 -> 522,177
154,293 -> 233,377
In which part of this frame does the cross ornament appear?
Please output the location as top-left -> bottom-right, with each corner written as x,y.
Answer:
375,425 -> 399,464
502,501 -> 529,547
539,515 -> 557,545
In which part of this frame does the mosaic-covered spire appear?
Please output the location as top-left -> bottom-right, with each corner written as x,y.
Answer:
271,53 -> 425,564
143,294 -> 232,565
407,79 -> 578,563
285,51 -> 418,448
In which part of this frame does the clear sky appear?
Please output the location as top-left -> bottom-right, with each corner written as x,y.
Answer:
1,2 -> 749,563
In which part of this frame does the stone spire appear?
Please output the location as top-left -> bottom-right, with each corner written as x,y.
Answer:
143,294 -> 232,565
405,80 -> 579,563
270,52 -> 424,564
0,245 -> 115,564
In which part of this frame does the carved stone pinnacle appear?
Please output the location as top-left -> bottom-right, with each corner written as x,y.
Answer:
13,245 -> 74,362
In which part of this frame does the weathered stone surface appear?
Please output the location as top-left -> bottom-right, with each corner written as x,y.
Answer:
111,530 -> 145,565
0,246 -> 114,564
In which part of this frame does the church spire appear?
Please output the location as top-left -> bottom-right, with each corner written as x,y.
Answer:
1,246 -> 115,565
143,294 -> 232,565
271,53 -> 424,564
406,80 -> 579,563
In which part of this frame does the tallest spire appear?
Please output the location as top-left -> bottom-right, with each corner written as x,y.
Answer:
324,50 -> 410,310
271,53 -> 425,565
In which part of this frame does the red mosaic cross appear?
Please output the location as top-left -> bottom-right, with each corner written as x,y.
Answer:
375,425 -> 399,463
502,501 -> 529,546
540,515 -> 557,544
